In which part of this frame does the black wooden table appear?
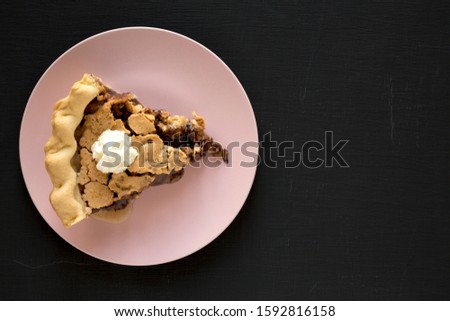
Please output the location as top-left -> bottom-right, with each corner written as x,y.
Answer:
2,0 -> 449,300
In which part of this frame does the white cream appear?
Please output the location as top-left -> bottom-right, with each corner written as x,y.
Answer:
91,129 -> 138,174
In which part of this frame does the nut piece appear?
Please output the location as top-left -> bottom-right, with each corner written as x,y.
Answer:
128,113 -> 156,135
111,119 -> 130,134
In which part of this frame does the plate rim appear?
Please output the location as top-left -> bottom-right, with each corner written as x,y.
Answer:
19,26 -> 258,266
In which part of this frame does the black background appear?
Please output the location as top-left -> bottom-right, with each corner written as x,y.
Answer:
1,0 -> 450,300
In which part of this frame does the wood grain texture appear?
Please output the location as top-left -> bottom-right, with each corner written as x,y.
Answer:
1,0 -> 450,300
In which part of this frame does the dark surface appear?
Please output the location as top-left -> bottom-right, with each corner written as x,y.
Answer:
1,0 -> 450,300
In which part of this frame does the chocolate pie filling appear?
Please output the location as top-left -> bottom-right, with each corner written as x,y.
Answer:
76,82 -> 227,214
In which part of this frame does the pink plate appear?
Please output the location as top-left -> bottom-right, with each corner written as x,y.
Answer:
19,27 -> 258,266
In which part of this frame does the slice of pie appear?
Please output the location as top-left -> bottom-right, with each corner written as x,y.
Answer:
45,74 -> 227,227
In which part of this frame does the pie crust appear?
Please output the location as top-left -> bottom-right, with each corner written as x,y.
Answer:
45,74 -> 99,227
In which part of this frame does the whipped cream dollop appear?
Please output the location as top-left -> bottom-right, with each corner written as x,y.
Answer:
91,129 -> 138,174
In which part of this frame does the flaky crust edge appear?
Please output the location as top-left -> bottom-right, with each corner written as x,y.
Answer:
44,74 -> 100,227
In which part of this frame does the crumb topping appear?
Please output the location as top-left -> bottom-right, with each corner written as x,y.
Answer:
75,78 -> 221,212
128,113 -> 156,135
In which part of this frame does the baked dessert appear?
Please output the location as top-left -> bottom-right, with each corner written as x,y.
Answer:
45,74 -> 226,227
